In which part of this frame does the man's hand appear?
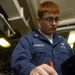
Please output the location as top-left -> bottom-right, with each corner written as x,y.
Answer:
30,64 -> 58,75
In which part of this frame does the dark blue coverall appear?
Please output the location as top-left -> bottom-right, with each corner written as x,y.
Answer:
12,29 -> 74,75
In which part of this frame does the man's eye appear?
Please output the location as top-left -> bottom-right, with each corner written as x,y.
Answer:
55,17 -> 59,22
46,18 -> 52,22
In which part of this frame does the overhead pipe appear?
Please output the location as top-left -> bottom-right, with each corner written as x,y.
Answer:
0,13 -> 16,37
58,18 -> 75,26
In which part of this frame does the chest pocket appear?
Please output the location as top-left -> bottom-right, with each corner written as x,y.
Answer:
30,47 -> 50,65
55,46 -> 69,63
60,48 -> 69,61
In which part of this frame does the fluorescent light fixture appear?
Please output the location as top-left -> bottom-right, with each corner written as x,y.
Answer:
0,38 -> 11,48
68,31 -> 75,48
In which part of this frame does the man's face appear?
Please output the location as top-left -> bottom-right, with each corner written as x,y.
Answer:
38,13 -> 60,35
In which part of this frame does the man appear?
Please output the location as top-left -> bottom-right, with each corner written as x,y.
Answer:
11,1 -> 74,75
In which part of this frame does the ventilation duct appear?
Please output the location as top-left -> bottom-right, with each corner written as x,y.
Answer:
0,0 -> 29,27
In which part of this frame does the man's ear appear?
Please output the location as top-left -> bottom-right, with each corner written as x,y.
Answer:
36,17 -> 41,28
37,17 -> 41,22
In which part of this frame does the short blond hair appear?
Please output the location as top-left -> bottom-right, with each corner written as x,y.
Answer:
38,1 -> 60,18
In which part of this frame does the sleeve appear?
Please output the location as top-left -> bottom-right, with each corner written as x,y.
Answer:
11,35 -> 36,75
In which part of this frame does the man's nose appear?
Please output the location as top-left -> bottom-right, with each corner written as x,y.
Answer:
52,20 -> 56,25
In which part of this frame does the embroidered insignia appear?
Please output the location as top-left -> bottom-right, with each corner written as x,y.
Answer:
33,44 -> 44,47
60,42 -> 65,45
34,34 -> 39,38
60,42 -> 66,49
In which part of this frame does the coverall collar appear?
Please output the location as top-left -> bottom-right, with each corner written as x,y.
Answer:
33,29 -> 62,46
53,33 -> 62,46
